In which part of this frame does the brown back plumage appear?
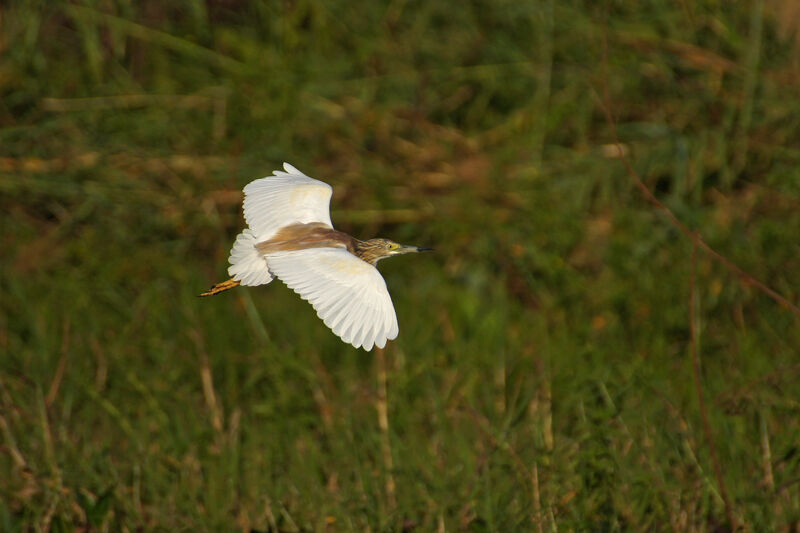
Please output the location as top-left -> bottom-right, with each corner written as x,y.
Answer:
255,223 -> 399,265
256,222 -> 356,254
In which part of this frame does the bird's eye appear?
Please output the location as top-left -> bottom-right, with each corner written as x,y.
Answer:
389,243 -> 400,250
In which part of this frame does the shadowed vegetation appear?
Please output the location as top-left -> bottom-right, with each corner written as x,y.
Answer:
2,1 -> 800,530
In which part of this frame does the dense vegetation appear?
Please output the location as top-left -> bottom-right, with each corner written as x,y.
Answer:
2,1 -> 799,530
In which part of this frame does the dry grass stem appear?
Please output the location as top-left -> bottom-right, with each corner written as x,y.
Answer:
375,346 -> 397,510
200,354 -> 224,434
45,319 -> 70,407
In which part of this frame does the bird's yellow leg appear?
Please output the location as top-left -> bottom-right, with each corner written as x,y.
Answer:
199,278 -> 241,296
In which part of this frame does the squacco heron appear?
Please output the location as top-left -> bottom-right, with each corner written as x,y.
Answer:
201,163 -> 431,351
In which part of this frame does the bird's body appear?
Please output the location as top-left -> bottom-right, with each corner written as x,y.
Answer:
201,163 -> 429,351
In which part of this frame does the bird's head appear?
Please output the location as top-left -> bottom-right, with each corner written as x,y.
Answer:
356,238 -> 433,265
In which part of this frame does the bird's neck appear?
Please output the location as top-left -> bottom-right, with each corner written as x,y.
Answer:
353,239 -> 382,265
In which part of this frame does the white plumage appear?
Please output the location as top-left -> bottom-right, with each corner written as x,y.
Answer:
225,163 -> 402,351
266,248 -> 399,351
242,163 -> 334,239
227,228 -> 274,286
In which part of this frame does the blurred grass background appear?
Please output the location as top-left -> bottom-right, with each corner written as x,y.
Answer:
2,0 -> 800,530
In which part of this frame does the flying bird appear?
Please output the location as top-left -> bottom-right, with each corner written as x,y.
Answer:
201,163 -> 431,351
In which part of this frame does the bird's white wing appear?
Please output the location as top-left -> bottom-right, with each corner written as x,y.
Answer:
243,162 -> 334,240
265,248 -> 399,351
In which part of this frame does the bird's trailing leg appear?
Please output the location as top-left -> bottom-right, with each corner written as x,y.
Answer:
199,278 -> 241,296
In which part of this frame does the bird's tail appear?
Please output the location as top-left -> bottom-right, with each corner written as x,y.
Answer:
201,229 -> 274,296
199,278 -> 241,296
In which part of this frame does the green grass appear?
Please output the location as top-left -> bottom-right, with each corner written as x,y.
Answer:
2,1 -> 800,530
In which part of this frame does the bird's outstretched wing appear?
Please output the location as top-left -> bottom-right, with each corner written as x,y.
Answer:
243,163 -> 334,240
265,248 -> 399,351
